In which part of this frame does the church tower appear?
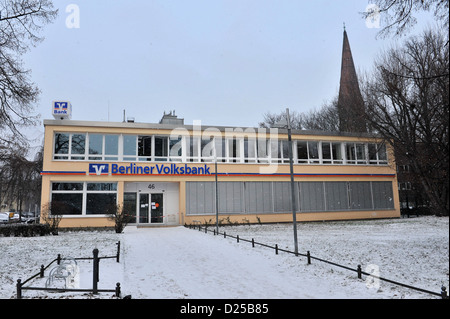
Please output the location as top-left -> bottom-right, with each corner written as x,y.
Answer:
337,28 -> 367,133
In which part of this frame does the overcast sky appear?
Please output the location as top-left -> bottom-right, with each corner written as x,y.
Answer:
22,0 -> 434,149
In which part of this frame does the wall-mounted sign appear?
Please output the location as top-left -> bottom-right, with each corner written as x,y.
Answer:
88,163 -> 211,176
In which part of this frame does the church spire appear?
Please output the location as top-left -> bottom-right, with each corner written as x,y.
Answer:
337,29 -> 367,133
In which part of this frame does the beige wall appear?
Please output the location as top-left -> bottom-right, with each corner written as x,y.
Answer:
40,123 -> 400,227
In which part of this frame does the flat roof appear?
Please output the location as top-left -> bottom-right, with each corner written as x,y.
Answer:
43,119 -> 379,139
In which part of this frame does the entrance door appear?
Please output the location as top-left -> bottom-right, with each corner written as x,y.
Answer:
139,193 -> 163,224
139,194 -> 149,223
150,193 -> 164,223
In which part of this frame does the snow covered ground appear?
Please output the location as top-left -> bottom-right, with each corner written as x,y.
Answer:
0,216 -> 448,299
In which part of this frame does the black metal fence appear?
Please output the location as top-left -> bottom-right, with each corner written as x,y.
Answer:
16,241 -> 121,299
186,224 -> 449,299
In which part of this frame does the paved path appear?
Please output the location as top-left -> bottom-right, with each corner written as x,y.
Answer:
119,226 -> 360,299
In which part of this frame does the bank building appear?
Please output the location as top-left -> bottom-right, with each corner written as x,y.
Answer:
39,31 -> 400,228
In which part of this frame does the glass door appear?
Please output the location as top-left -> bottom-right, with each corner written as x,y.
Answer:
139,193 -> 149,223
150,193 -> 163,223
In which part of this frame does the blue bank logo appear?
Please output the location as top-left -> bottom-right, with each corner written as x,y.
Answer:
89,164 -> 109,175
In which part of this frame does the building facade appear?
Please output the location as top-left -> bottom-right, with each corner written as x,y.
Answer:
40,117 -> 400,228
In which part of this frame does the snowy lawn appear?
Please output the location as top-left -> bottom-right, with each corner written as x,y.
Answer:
0,216 -> 448,299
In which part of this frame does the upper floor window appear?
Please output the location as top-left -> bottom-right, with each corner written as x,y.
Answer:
52,132 -> 389,166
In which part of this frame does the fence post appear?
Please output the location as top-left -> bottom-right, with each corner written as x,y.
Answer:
224,231 -> 226,238
275,244 -> 278,255
57,254 -> 61,265
307,251 -> 311,264
357,265 -> 362,279
214,229 -> 216,236
16,279 -> 22,299
237,235 -> 239,243
441,286 -> 448,299
93,248 -> 99,294
116,283 -> 121,298
116,241 -> 121,263
252,238 -> 255,248
40,265 -> 45,278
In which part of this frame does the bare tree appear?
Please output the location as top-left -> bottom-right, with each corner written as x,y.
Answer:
0,0 -> 57,152
361,28 -> 449,216
259,109 -> 304,130
362,0 -> 449,38
302,98 -> 340,132
259,98 -> 340,132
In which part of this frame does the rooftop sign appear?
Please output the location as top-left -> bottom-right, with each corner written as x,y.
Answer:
52,101 -> 72,119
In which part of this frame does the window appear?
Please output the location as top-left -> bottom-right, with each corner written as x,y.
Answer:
297,141 -> 308,163
71,134 -> 86,160
307,141 -> 320,163
88,134 -> 103,160
214,137 -> 226,162
105,135 -> 119,161
138,136 -> 152,160
369,143 -> 388,165
51,182 -> 117,216
54,133 -> 70,159
54,133 -> 86,160
50,182 -> 83,215
123,135 -> 137,161
169,137 -> 183,161
256,139 -> 270,163
187,136 -> 200,162
322,142 -> 332,164
244,138 -> 255,163
321,142 -> 344,164
200,137 -> 214,162
331,142 -> 344,164
228,138 -> 241,163
296,141 -> 319,164
154,136 -> 168,161
86,183 -> 117,215
355,143 -> 367,164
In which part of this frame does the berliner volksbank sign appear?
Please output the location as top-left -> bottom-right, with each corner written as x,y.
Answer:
89,163 -> 211,176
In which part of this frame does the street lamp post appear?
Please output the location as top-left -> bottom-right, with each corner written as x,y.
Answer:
286,108 -> 299,256
215,155 -> 219,235
272,108 -> 299,256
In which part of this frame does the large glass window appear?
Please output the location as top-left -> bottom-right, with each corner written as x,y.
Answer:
51,182 -> 117,216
